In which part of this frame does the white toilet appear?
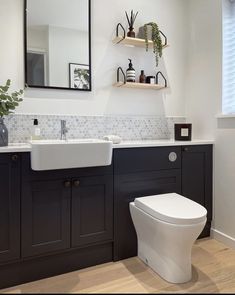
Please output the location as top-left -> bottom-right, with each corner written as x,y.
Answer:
130,193 -> 207,284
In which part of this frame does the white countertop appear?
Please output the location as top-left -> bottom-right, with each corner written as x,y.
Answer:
112,139 -> 214,149
0,143 -> 31,153
0,139 -> 214,153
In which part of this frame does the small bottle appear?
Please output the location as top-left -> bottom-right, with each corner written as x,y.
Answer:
146,76 -> 156,84
126,59 -> 135,82
139,70 -> 146,83
31,119 -> 41,140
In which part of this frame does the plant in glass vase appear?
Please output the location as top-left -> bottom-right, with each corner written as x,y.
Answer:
125,10 -> 139,38
0,79 -> 24,147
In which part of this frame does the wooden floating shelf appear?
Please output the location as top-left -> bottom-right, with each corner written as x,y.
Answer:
113,82 -> 166,90
112,36 -> 169,49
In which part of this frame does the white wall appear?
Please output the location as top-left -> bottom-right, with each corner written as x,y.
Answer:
0,0 -> 188,116
0,0 -> 24,96
27,0 -> 88,32
186,0 -> 235,245
27,26 -> 48,51
48,26 -> 88,87
185,0 -> 222,139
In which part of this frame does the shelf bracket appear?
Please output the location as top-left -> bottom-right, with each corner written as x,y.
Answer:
159,31 -> 168,47
116,23 -> 126,43
156,71 -> 167,88
117,67 -> 126,84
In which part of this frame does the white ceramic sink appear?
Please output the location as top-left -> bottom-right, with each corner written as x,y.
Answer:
30,139 -> 113,171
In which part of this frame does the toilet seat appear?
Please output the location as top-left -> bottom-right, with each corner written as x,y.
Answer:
134,193 -> 207,225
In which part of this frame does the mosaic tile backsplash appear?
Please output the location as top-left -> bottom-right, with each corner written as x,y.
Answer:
4,114 -> 186,143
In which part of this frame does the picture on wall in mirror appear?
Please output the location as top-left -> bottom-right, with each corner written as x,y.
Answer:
69,63 -> 90,90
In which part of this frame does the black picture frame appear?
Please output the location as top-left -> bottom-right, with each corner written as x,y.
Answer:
69,63 -> 90,90
174,124 -> 192,141
24,0 -> 92,92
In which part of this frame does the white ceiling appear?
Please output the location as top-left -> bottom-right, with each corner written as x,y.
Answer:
27,0 -> 89,32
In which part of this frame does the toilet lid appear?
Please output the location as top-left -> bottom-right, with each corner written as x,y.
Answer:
134,193 -> 207,225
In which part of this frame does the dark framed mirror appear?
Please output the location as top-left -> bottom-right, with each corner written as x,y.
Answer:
24,0 -> 91,91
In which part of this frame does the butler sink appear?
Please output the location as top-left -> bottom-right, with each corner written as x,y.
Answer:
30,139 -> 113,171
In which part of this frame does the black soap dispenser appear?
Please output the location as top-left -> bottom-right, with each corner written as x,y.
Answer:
126,59 -> 136,82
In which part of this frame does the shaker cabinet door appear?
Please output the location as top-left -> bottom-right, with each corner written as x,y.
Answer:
22,179 -> 71,258
71,175 -> 113,247
182,145 -> 213,221
0,154 -> 21,264
182,145 -> 213,237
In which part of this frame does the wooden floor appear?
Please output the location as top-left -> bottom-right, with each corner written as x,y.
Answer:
1,239 -> 235,294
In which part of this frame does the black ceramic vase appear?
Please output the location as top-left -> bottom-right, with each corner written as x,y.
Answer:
0,118 -> 8,147
127,27 -> 135,38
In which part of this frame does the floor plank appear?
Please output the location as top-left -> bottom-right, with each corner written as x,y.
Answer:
1,239 -> 235,293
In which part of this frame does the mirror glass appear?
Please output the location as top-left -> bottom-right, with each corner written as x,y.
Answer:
25,0 -> 91,91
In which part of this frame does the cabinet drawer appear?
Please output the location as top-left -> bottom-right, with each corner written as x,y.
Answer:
114,147 -> 181,174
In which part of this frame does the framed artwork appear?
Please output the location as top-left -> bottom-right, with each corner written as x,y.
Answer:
174,124 -> 192,141
69,63 -> 90,90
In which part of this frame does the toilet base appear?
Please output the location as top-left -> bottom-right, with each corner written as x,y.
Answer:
138,242 -> 192,284
130,203 -> 206,284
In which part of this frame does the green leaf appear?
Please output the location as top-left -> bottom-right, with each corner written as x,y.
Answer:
144,22 -> 163,67
0,86 -> 9,92
1,101 -> 7,110
0,80 -> 23,116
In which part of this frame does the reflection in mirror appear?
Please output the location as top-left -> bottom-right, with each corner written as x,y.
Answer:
25,0 -> 91,91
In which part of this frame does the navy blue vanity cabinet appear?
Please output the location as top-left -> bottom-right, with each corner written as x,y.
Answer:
113,145 -> 213,261
21,153 -> 114,258
182,145 -> 213,237
0,145 -> 213,289
0,153 -> 114,289
0,154 -> 21,264
71,175 -> 113,247
113,147 -> 182,261
21,179 -> 71,258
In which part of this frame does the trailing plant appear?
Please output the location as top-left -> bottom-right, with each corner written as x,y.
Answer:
0,79 -> 23,118
144,22 -> 163,67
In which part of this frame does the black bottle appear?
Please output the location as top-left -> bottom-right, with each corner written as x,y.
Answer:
126,59 -> 136,82
139,70 -> 146,83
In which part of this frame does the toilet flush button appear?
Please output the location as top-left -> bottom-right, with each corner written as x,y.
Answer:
169,152 -> 177,162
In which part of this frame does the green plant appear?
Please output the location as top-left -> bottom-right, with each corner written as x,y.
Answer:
0,79 -> 23,118
74,69 -> 90,90
144,22 -> 163,67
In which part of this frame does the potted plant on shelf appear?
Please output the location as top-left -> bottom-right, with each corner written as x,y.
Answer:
142,22 -> 163,67
125,10 -> 139,38
0,79 -> 24,147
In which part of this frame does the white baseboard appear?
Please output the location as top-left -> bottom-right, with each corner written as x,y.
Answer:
211,228 -> 235,249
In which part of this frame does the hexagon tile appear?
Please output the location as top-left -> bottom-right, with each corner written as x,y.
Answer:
4,114 -> 186,143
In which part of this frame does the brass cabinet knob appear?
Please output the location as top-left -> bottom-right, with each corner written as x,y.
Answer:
64,180 -> 71,188
183,147 -> 189,152
73,180 -> 80,187
11,154 -> 18,162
